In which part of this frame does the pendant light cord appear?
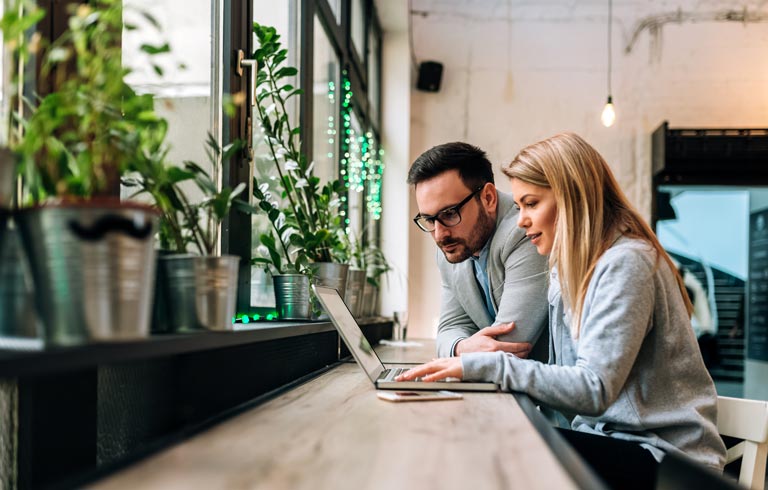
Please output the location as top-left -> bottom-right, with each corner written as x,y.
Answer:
607,0 -> 612,98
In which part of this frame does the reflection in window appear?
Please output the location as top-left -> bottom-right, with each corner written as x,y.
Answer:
326,0 -> 342,25
365,135 -> 383,244
367,28 -> 380,126
312,15 -> 339,186
251,1 -> 299,307
122,0 -> 213,190
345,110 -> 364,238
351,0 -> 365,60
656,187 -> 754,398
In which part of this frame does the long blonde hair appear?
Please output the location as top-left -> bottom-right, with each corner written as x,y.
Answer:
502,132 -> 692,338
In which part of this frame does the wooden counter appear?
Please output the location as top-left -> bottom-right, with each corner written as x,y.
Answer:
88,340 -> 604,490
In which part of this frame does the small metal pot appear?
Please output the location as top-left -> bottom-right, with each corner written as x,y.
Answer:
194,255 -> 240,331
273,273 -> 311,320
152,253 -> 201,333
344,268 -> 366,318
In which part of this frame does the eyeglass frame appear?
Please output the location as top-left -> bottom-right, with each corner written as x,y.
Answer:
412,186 -> 485,232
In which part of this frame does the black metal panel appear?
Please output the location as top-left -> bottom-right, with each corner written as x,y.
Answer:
96,361 -> 179,466
17,369 -> 97,490
175,331 -> 338,425
652,121 -> 768,180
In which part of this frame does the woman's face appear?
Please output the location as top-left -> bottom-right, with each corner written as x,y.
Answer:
510,178 -> 557,255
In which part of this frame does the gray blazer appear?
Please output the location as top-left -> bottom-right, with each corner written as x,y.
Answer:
435,191 -> 550,358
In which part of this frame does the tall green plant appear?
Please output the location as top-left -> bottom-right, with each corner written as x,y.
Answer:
250,22 -> 346,274
15,0 -> 170,202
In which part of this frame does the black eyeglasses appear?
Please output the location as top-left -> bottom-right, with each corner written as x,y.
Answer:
413,187 -> 483,232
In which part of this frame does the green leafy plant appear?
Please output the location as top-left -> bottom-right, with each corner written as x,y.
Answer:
123,134 -> 246,256
0,0 -> 45,148
15,0 -> 171,203
249,22 -> 347,274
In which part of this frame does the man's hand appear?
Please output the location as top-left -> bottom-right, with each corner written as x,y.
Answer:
396,357 -> 463,382
454,322 -> 533,357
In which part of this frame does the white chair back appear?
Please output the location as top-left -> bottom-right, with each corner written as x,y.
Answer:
717,395 -> 768,490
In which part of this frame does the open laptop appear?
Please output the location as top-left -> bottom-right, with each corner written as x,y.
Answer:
312,285 -> 498,392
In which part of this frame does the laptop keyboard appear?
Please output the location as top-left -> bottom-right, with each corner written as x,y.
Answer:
380,367 -> 423,382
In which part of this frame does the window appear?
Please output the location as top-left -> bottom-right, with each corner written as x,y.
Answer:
350,0 -> 365,63
122,0 -> 215,190
312,14 -> 340,186
250,1 -> 301,307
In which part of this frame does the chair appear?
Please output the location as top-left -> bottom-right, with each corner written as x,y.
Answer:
717,395 -> 768,490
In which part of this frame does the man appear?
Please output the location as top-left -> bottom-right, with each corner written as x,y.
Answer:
408,142 -> 549,359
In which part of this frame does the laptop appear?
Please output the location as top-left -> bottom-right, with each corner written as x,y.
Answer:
312,285 -> 498,392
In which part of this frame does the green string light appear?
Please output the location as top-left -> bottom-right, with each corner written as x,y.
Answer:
339,71 -> 385,223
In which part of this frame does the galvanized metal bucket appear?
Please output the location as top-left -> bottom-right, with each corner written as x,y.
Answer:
361,281 -> 379,318
0,222 -> 38,338
344,268 -> 366,318
16,201 -> 158,345
310,262 -> 349,320
152,253 -> 202,333
194,255 -> 239,331
273,273 -> 311,320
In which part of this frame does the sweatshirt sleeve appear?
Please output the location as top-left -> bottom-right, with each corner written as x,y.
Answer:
462,248 -> 656,416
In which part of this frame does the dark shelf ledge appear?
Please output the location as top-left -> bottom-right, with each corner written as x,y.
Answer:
0,317 -> 392,377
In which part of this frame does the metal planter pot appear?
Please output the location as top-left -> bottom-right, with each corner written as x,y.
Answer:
0,222 -> 38,338
152,253 -> 201,333
344,268 -> 366,318
310,262 -> 349,297
194,255 -> 240,331
361,281 -> 379,318
152,254 -> 240,332
310,262 -> 349,319
16,202 -> 158,346
273,273 -> 311,320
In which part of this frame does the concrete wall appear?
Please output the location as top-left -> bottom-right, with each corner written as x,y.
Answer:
407,0 -> 768,339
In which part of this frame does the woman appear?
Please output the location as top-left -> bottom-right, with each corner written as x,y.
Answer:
397,132 -> 726,489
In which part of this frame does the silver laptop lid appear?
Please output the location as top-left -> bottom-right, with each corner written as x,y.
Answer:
312,285 -> 386,383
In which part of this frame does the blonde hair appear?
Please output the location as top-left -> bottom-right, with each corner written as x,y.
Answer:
502,132 -> 692,338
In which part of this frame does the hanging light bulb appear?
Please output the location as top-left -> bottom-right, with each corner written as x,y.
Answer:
601,96 -> 615,127
601,0 -> 616,127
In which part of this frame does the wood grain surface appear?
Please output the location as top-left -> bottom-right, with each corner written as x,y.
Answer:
91,341 -> 577,490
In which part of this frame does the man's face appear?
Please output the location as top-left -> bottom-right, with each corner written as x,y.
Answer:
414,170 -> 497,263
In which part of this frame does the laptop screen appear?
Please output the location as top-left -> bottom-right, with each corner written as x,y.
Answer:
312,285 -> 386,382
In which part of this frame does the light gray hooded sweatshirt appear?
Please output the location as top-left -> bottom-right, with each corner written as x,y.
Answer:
462,236 -> 727,470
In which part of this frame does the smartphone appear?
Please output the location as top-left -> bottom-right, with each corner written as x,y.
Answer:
376,390 -> 463,402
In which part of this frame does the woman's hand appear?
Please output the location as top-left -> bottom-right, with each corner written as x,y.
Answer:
395,357 -> 463,382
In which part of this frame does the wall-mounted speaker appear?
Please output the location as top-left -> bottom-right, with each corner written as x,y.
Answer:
416,61 -> 443,92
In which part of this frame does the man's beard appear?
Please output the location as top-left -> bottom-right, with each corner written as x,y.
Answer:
437,208 -> 495,264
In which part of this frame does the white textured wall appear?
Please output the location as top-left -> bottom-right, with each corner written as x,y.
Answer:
407,0 -> 768,339
380,29 -> 412,318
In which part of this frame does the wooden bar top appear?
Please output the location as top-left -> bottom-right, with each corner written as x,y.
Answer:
90,340 -> 588,490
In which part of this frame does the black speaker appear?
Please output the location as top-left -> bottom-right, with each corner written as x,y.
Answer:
417,61 -> 443,92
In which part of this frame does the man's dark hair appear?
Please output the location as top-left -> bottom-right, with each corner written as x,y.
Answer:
407,142 -> 494,189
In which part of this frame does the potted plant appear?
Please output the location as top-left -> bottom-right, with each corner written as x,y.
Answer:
249,22 -> 350,316
12,0 -> 171,345
123,134 -> 246,331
